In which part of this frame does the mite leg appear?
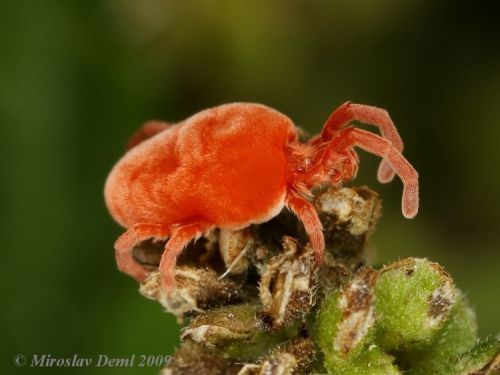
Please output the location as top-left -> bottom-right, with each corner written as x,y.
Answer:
286,193 -> 325,264
159,221 -> 214,292
127,120 -> 171,149
115,223 -> 171,282
340,128 -> 419,218
319,102 -> 404,183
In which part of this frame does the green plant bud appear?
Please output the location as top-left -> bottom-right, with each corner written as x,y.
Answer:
442,336 -> 500,375
327,345 -> 401,375
314,267 -> 378,361
374,258 -> 457,350
404,292 -> 477,374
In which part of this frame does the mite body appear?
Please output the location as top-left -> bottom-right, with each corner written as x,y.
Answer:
105,102 -> 418,291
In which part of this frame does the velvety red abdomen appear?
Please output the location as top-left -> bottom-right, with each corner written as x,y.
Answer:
104,103 -> 298,229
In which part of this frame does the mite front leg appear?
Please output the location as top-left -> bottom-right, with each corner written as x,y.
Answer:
341,128 -> 419,218
286,193 -> 325,264
320,102 -> 404,183
127,120 -> 171,149
159,221 -> 214,292
115,223 -> 171,282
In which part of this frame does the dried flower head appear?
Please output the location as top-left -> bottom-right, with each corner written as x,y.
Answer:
140,266 -> 246,321
126,187 -> 496,375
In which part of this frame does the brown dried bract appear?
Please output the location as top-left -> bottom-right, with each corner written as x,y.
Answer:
483,352 -> 500,375
237,338 -> 316,375
161,340 -> 241,375
426,264 -> 456,329
219,229 -> 252,276
314,186 -> 381,269
334,267 -> 378,356
238,353 -> 297,375
259,237 -> 319,329
271,337 -> 317,373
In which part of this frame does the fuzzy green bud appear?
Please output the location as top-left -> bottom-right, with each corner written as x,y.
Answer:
374,258 -> 457,351
443,336 -> 500,375
334,345 -> 401,375
314,267 -> 378,373
404,292 -> 477,374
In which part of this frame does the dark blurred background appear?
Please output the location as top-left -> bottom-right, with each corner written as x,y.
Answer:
1,0 -> 499,373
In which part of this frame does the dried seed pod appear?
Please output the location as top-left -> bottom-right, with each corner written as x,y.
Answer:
182,325 -> 251,348
374,258 -> 457,351
161,340 -> 240,375
219,229 -> 252,276
231,338 -> 317,375
236,364 -> 261,375
181,303 -> 258,347
139,266 -> 245,321
259,237 -> 319,329
314,187 -> 381,269
181,302 -> 299,362
238,353 -> 297,375
314,267 -> 378,362
315,187 -> 381,236
269,337 -> 317,374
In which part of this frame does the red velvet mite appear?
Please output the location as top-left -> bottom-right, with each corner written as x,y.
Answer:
104,102 -> 419,291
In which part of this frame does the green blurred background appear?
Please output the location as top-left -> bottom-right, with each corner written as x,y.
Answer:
1,0 -> 499,373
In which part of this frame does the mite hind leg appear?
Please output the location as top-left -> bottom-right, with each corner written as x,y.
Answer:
115,223 -> 171,282
159,221 -> 214,292
127,120 -> 171,149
